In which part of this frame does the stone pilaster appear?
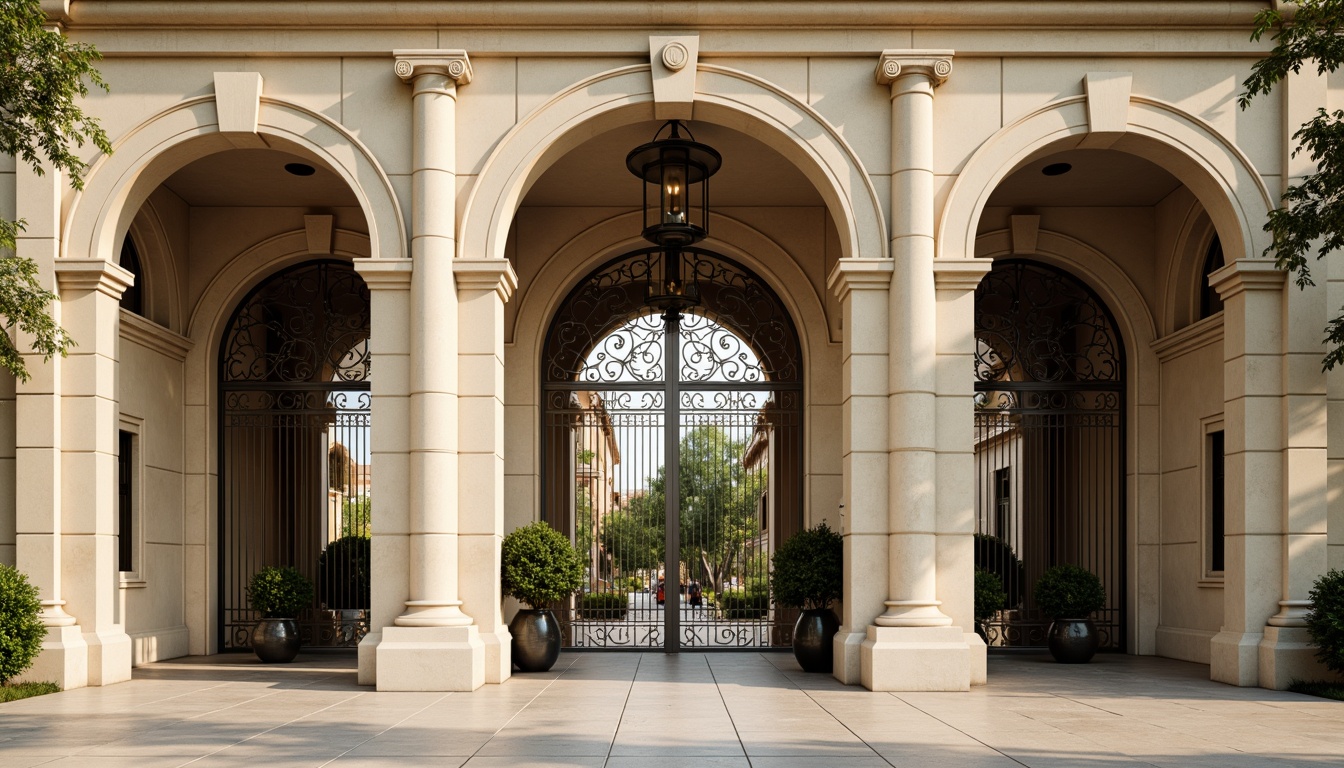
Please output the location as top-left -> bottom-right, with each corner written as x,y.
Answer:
1209,260 -> 1286,687
455,258 -> 517,685
54,258 -> 134,687
375,50 -> 484,692
862,49 -> 970,692
827,259 -> 893,686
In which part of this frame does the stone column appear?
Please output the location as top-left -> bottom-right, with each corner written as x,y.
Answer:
454,258 -> 517,685
1209,260 -> 1286,687
54,258 -> 134,687
352,257 -> 413,686
826,259 -> 894,685
933,258 -> 992,686
375,50 -> 485,692
13,161 -> 86,688
862,50 -> 970,692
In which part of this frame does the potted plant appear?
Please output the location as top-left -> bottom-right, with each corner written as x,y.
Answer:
1034,564 -> 1106,663
501,521 -> 584,672
246,565 -> 314,663
974,568 -> 1007,642
771,522 -> 843,673
316,535 -> 372,646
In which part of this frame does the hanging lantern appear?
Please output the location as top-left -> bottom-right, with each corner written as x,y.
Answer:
644,248 -> 701,312
626,121 -> 722,248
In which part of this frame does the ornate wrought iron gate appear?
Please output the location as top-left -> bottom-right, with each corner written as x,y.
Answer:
542,249 -> 802,650
219,260 -> 372,651
973,259 -> 1126,651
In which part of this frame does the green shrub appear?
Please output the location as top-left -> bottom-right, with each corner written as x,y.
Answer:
577,591 -> 629,620
718,588 -> 769,620
975,533 -> 1025,608
616,575 -> 644,593
0,564 -> 46,684
1034,564 -> 1105,619
1306,569 -> 1344,676
974,568 -> 1007,624
772,522 -> 843,610
247,566 -> 314,619
317,535 -> 371,610
0,680 -> 59,702
501,521 -> 585,608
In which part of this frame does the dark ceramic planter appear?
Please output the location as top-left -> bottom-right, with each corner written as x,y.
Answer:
510,608 -> 561,672
792,608 -> 840,673
251,617 -> 301,663
1046,618 -> 1099,663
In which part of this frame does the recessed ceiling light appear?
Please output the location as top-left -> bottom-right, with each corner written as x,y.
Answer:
1042,162 -> 1072,177
284,162 -> 316,177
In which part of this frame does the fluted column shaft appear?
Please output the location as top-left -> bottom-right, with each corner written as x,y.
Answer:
877,51 -> 954,628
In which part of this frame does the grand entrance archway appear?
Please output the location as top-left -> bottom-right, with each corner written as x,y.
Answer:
218,260 -> 372,651
973,259 -> 1127,651
541,248 -> 803,651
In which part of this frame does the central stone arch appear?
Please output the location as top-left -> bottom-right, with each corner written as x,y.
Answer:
459,64 -> 887,265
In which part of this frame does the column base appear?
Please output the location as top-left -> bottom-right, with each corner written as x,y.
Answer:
832,626 -> 866,685
477,623 -> 512,685
83,627 -> 132,686
375,625 -> 484,691
21,624 -> 88,690
860,624 -> 970,691
966,631 -> 987,686
357,631 -> 381,686
1259,625 -> 1337,690
1210,629 -> 1261,686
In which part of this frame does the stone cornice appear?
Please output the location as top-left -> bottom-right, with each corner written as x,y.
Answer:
932,258 -> 992,292
876,50 -> 954,88
1209,259 -> 1285,301
827,258 -> 894,302
55,258 -> 133,299
394,50 -> 472,86
63,3 -> 1270,30
119,310 -> 193,362
454,258 -> 518,302
353,258 -> 414,290
1151,312 -> 1224,363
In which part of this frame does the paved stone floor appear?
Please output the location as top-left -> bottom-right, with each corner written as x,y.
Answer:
2,651 -> 1343,767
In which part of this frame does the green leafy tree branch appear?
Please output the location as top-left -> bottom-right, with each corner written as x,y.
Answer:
1240,1 -> 1344,369
0,0 -> 111,381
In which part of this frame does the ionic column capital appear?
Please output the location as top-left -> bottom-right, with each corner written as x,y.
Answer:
55,257 -> 133,300
394,49 -> 473,88
454,258 -> 518,302
876,50 -> 954,89
828,258 -> 894,302
1209,259 -> 1286,301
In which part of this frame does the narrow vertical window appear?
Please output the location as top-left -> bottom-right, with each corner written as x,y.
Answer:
1199,235 -> 1225,320
994,466 -> 1011,538
1209,430 -> 1225,574
118,430 -> 134,573
119,234 -> 144,316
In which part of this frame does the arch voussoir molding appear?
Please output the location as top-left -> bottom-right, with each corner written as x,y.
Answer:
939,95 -> 1274,270
459,64 -> 886,266
63,95 -> 407,271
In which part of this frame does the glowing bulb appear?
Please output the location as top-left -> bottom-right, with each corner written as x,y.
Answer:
663,165 -> 686,225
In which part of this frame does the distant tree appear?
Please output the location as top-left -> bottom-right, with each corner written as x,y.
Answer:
1240,1 -> 1344,368
0,0 -> 111,381
340,496 -> 369,538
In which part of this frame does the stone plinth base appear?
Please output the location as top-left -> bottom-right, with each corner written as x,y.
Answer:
83,628 -> 132,686
1259,625 -> 1337,690
478,624 -> 512,685
832,627 -> 866,685
357,631 -> 380,686
21,625 -> 89,689
375,625 -> 485,691
1211,629 -> 1261,687
966,632 -> 987,686
861,624 -> 970,691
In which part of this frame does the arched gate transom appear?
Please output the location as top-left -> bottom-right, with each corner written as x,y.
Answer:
973,259 -> 1127,651
542,249 -> 803,650
218,260 -> 372,651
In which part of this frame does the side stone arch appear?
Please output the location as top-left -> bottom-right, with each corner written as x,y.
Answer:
940,95 -> 1275,267
63,95 -> 406,267
459,64 -> 886,266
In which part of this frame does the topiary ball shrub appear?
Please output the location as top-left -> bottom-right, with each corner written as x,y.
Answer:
577,591 -> 629,620
974,568 -> 1007,624
718,587 -> 770,620
1306,569 -> 1344,676
501,521 -> 585,609
0,564 -> 47,685
317,535 -> 371,610
247,566 -> 314,619
1034,564 -> 1105,620
772,522 -> 843,610
975,533 -> 1025,608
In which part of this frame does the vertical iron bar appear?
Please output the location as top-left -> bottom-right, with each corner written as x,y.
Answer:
664,308 -> 681,653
